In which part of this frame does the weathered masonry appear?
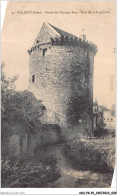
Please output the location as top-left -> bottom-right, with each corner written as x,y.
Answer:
28,22 -> 97,132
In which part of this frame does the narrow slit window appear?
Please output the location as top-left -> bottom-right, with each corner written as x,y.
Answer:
43,48 -> 47,56
32,75 -> 35,83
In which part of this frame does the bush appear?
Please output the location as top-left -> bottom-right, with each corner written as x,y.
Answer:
1,155 -> 61,188
63,138 -> 115,174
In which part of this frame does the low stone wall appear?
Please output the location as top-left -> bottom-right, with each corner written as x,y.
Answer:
1,124 -> 62,158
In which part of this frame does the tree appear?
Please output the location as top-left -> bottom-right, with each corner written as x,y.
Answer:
6,90 -> 46,126
1,62 -> 46,135
1,62 -> 18,119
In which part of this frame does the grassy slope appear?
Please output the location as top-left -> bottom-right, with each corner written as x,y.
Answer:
63,138 -> 115,173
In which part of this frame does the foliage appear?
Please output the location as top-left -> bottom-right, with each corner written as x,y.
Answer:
75,173 -> 112,188
1,155 -> 60,188
2,90 -> 46,125
63,138 -> 115,174
1,62 -> 18,119
1,62 -> 46,135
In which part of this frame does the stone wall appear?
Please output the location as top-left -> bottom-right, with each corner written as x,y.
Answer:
2,124 -> 62,157
29,43 -> 95,132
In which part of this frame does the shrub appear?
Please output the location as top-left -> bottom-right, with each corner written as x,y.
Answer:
1,155 -> 60,188
63,139 -> 115,174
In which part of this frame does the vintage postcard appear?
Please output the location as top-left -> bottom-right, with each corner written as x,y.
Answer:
1,0 -> 116,191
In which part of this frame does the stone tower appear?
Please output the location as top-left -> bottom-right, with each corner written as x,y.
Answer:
28,22 -> 97,133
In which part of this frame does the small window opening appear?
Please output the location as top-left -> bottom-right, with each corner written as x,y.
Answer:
43,48 -> 47,56
111,118 -> 113,121
32,75 -> 35,83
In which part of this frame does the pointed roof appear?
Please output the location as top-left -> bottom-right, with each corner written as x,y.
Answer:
48,23 -> 78,38
33,22 -> 59,46
28,22 -> 97,56
99,106 -> 110,111
33,22 -> 78,46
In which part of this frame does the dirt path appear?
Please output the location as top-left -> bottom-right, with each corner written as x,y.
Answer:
47,144 -> 94,187
46,143 -> 111,188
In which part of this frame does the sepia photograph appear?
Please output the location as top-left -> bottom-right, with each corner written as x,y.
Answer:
1,1 -> 116,189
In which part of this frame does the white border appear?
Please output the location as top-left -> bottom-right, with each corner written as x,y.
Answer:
1,0 -> 117,194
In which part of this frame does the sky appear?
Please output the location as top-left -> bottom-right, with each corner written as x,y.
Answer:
1,1 -> 116,109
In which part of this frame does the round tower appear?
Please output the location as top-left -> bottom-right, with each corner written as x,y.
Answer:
28,22 -> 97,132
